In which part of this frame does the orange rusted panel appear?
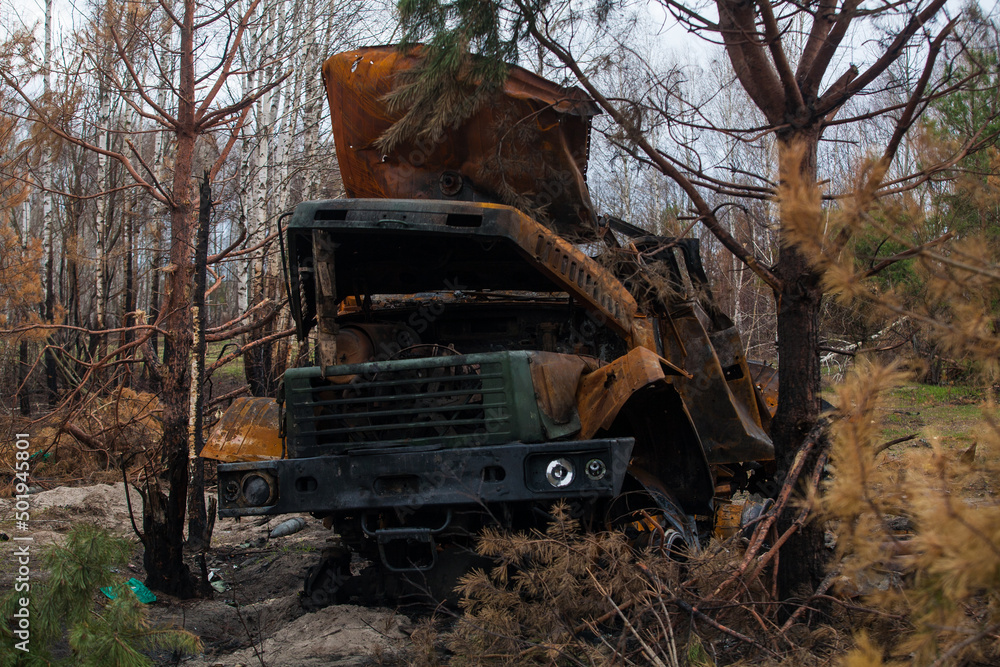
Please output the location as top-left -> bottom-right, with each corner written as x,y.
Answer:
202,397 -> 282,462
528,352 -> 596,438
500,205 -> 643,342
322,46 -> 600,235
713,500 -> 743,540
577,347 -> 691,440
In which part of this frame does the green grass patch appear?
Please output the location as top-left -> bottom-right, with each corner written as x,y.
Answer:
205,340 -> 246,385
874,382 -> 994,453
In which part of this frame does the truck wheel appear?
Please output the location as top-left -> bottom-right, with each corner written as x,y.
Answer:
607,471 -> 699,559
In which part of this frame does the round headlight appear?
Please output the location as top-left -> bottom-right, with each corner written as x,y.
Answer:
545,458 -> 575,488
242,474 -> 275,506
585,458 -> 607,481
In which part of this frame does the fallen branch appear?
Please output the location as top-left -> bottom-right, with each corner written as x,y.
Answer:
205,300 -> 285,342
205,385 -> 252,409
61,421 -> 112,467
873,433 -> 918,456
780,571 -> 839,632
63,420 -> 103,450
818,340 -> 908,357
206,298 -> 273,335
210,224 -> 282,263
635,562 -> 781,659
0,321 -> 167,337
587,569 -> 670,667
205,327 -> 295,375
746,450 -> 830,585
206,217 -> 247,264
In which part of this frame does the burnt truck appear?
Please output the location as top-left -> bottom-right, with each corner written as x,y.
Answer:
203,46 -> 777,606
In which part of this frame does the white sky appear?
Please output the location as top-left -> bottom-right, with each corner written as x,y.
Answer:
10,0 -> 996,67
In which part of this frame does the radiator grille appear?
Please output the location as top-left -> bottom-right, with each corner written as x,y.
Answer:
285,355 -> 515,456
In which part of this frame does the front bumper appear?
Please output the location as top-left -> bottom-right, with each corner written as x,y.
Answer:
217,438 -> 634,517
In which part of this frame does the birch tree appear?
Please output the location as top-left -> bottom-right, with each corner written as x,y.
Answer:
2,0 -> 287,595
233,0 -> 370,393
39,0 -> 58,405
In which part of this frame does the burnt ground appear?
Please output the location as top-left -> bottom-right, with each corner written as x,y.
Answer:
0,483 -> 415,666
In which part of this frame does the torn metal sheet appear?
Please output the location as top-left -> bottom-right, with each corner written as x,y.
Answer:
577,346 -> 690,440
323,46 -> 600,235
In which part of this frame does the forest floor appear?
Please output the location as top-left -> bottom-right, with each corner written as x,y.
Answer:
0,380 -> 993,666
0,481 -> 415,666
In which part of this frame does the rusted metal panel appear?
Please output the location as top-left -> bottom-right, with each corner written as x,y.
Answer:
527,352 -> 595,439
322,46 -> 600,235
577,346 -> 690,440
313,229 -> 339,374
285,199 -> 644,346
202,397 -> 282,462
501,204 -> 645,343
659,302 -> 775,464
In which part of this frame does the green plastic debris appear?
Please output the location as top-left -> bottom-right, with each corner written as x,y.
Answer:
101,577 -> 157,604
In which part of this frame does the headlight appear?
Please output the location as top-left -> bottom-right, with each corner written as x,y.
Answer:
242,473 -> 276,506
545,458 -> 575,488
585,458 -> 607,481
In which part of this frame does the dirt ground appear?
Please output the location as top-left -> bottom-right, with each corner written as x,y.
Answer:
0,483 -> 415,666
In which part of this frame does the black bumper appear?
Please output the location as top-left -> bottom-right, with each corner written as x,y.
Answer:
217,438 -> 634,517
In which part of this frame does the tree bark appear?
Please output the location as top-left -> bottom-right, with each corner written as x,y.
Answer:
772,245 -> 826,600
187,172 -> 213,557
771,131 -> 826,601
119,204 -> 136,388
94,80 -> 110,357
41,0 -> 57,407
149,243 -> 161,361
141,0 -> 199,598
43,227 -> 58,406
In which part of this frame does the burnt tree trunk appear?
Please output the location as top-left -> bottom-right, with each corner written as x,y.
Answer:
187,172 -> 213,556
771,247 -> 826,600
149,245 -> 161,359
119,209 -> 136,388
244,342 -> 275,396
44,224 -> 58,406
143,244 -> 199,598
65,191 -> 83,380
141,0 -> 200,598
243,271 -> 281,397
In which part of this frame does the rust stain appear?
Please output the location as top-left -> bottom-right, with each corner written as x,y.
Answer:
749,361 -> 779,418
657,302 -> 775,464
322,46 -> 600,235
528,352 -> 595,428
577,347 -> 690,439
202,397 -> 282,462
502,207 -> 643,343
